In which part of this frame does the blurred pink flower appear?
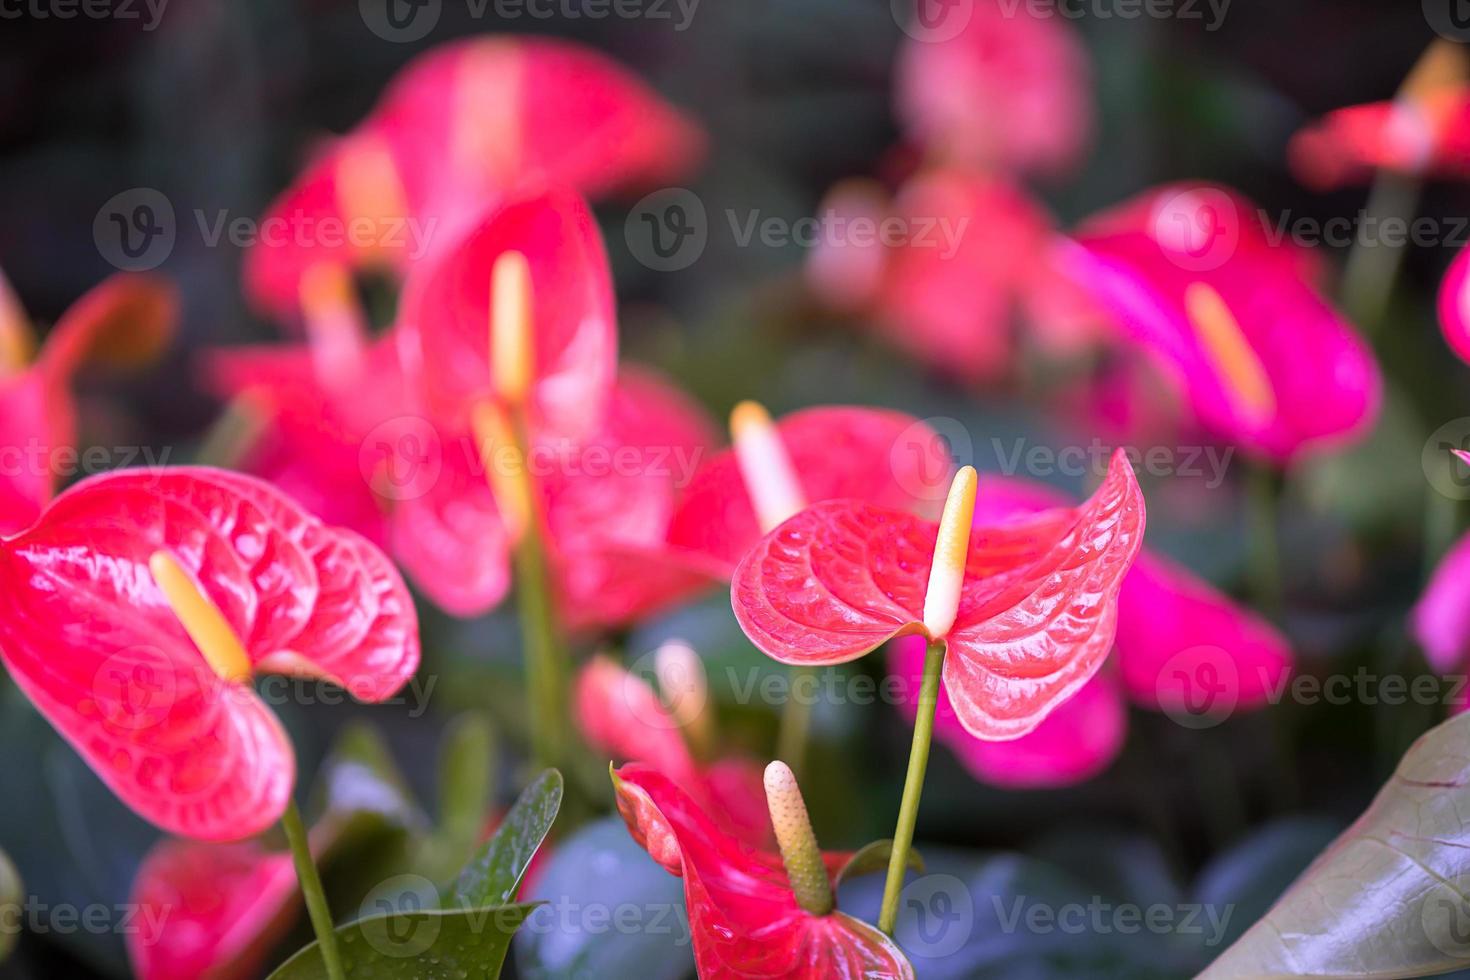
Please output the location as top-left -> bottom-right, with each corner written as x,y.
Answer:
1290,89 -> 1470,191
806,170 -> 1088,381
244,36 -> 703,323
893,0 -> 1092,177
1437,243 -> 1470,365
1413,528 -> 1470,683
0,271 -> 177,534
1060,183 -> 1381,464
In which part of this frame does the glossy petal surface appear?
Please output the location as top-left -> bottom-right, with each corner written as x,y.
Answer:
613,765 -> 913,980
669,407 -> 949,570
398,188 -> 616,439
0,468 -> 419,839
734,451 -> 1144,738
127,840 -> 299,980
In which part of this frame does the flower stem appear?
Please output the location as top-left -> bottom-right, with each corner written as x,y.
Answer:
510,412 -> 568,772
1342,171 -> 1421,336
281,800 -> 345,980
776,666 -> 817,777
1247,464 -> 1282,619
879,640 -> 944,936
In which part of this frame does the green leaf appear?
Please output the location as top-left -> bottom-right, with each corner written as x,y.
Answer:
515,817 -> 691,980
833,839 -> 925,890
450,770 -> 562,908
266,903 -> 538,979
0,846 -> 21,962
1200,711 -> 1470,978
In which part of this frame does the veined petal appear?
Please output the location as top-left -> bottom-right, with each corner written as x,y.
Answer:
732,452 -> 1144,739
0,468 -> 419,839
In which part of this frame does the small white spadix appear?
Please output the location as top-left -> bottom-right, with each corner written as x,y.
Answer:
921,466 -> 978,640
490,250 -> 534,406
730,401 -> 806,533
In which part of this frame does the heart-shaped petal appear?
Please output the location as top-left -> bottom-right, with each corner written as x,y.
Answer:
733,451 -> 1144,739
0,467 -> 420,839
397,188 -> 616,441
613,765 -> 913,980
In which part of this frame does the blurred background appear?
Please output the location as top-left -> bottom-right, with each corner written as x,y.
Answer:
2,1 -> 1470,977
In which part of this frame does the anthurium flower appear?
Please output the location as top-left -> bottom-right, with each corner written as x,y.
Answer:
1413,527 -> 1470,696
885,472 -> 1291,785
1437,245 -> 1470,365
667,405 -> 949,570
208,262 -> 412,545
613,763 -> 913,979
127,838 -> 300,980
805,170 -> 1070,382
1288,42 -> 1470,190
577,647 -> 768,845
244,36 -> 703,321
892,0 -> 1091,177
396,187 -> 617,441
385,364 -> 719,622
0,270 -> 177,533
0,467 -> 419,840
1060,183 -> 1382,464
733,452 -> 1145,739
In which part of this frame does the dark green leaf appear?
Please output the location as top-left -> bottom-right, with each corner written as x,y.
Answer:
450,770 -> 562,908
833,839 -> 924,890
311,722 -> 425,849
1200,712 -> 1470,978
266,903 -> 537,979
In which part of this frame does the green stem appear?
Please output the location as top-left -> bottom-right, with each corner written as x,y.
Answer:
878,641 -> 944,936
1342,171 -> 1421,336
281,800 -> 345,980
777,666 -> 817,775
511,493 -> 566,773
1247,465 -> 1282,619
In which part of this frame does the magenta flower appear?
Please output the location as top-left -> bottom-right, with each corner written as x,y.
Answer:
1059,183 -> 1382,464
1414,527 -> 1470,689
